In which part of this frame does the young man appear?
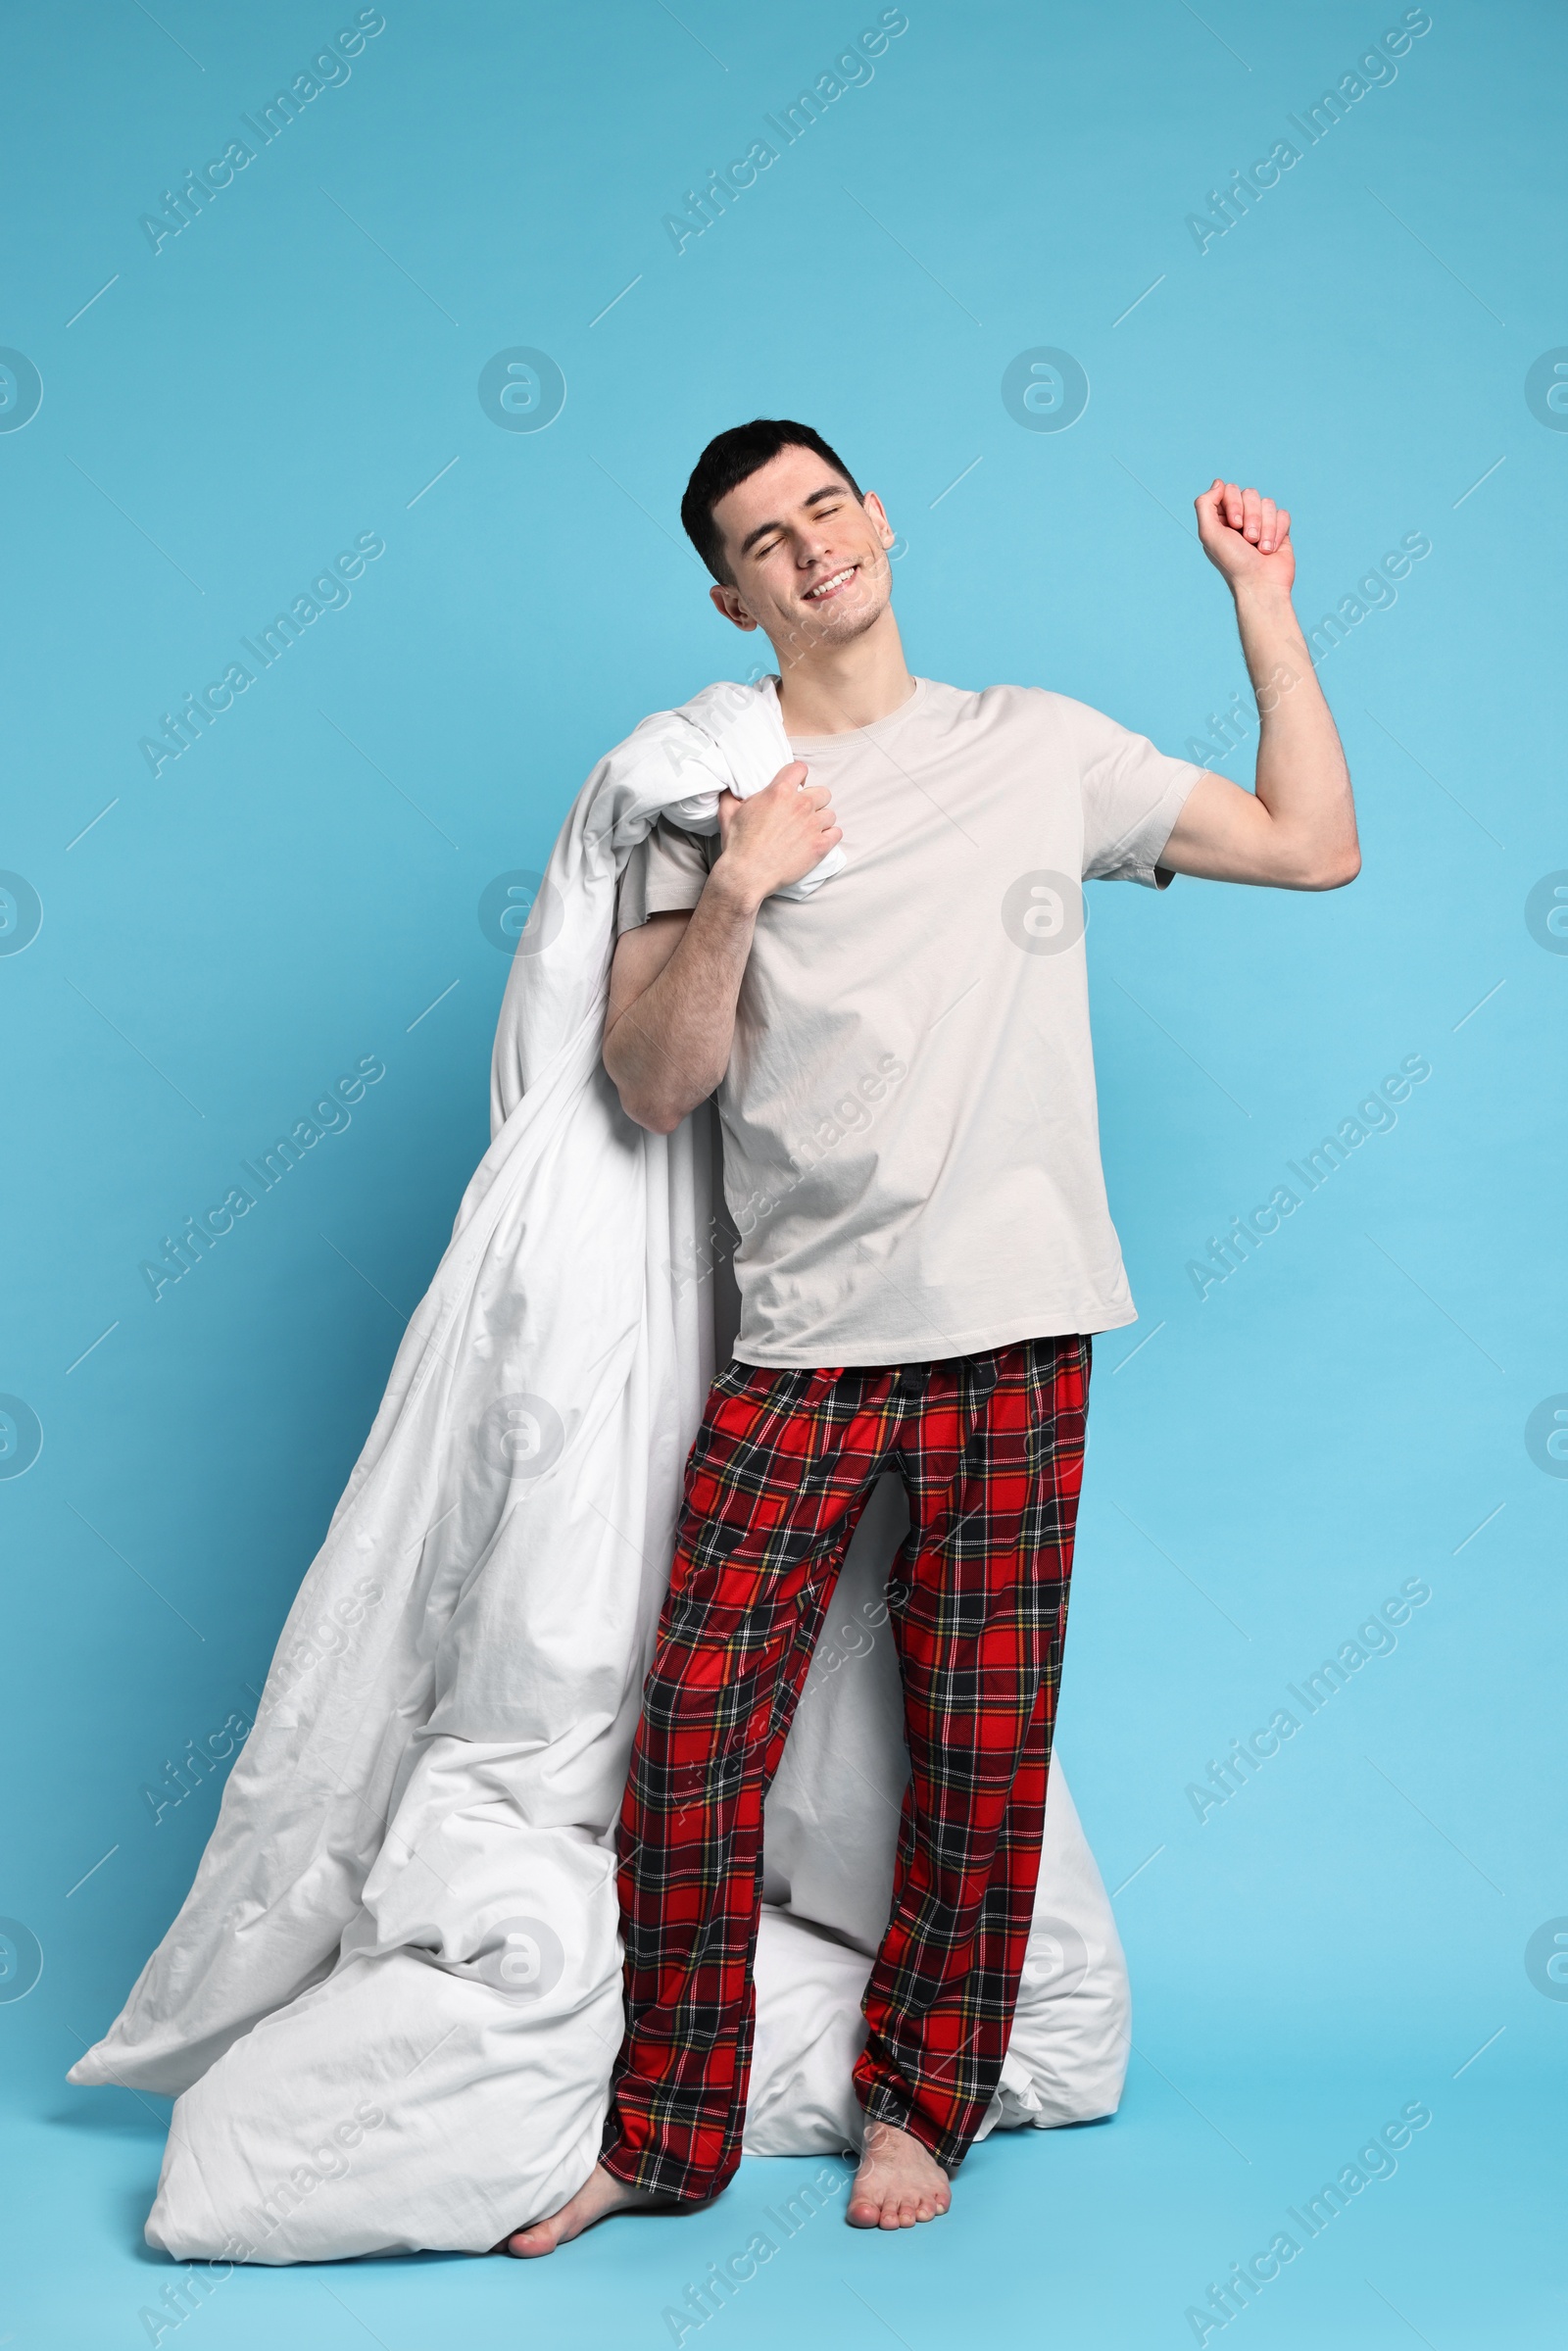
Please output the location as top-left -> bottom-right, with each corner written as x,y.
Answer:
506,420 -> 1356,2253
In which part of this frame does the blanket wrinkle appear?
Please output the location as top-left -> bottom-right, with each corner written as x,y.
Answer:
69,676 -> 1128,2260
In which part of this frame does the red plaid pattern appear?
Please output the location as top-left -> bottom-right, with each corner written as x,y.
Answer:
599,1333 -> 1091,2199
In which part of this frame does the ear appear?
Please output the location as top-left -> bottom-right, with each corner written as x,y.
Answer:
862,491 -> 896,549
709,582 -> 759,632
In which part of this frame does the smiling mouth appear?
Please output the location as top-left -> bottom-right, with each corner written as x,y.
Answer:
803,563 -> 858,603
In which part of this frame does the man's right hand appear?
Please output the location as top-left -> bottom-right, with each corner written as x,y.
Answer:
604,762 -> 840,1133
712,760 -> 841,907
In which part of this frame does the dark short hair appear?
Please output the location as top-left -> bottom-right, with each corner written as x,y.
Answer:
680,418 -> 863,583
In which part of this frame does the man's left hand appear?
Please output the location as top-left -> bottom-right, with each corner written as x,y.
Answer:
1195,478 -> 1295,597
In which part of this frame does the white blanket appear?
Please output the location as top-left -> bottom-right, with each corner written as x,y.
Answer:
70,677 -> 1129,2261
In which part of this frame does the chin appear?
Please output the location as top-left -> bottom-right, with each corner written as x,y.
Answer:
799,586 -> 888,646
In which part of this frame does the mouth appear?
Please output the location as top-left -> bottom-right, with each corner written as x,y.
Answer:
803,563 -> 858,605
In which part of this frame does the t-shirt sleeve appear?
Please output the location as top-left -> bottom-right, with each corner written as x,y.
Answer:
1056,695 -> 1206,891
614,816 -> 714,936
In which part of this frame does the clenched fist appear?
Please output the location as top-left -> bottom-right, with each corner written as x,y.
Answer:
713,759 -> 843,906
1196,479 -> 1296,599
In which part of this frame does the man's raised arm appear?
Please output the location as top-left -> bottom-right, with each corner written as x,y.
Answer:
1157,480 -> 1360,892
602,761 -> 841,1133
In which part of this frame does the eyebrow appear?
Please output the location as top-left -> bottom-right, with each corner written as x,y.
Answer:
737,482 -> 849,559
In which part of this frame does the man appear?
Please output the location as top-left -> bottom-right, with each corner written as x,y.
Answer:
505,419 -> 1356,2253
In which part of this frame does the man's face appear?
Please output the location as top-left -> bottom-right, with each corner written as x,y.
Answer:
707,444 -> 896,659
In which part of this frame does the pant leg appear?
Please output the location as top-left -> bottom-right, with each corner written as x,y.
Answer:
601,1357 -> 901,2200
853,1334 -> 1091,2172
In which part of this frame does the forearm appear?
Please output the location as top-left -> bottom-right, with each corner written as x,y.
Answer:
603,862 -> 760,1132
1235,583 -> 1357,878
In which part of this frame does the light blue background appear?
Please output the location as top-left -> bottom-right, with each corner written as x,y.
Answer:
2,1 -> 1563,2344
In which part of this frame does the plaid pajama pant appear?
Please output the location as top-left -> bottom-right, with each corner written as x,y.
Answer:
599,1331 -> 1091,2200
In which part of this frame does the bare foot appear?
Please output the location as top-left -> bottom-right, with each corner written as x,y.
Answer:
846,2120 -> 953,2229
496,2162 -> 685,2257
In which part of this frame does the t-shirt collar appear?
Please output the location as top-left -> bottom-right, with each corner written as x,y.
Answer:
784,675 -> 929,756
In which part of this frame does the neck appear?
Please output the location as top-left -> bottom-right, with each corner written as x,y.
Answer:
768,606 -> 914,737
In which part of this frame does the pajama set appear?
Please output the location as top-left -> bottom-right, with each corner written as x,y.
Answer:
605,677 -> 1200,2199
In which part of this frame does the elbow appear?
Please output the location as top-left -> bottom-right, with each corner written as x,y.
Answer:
602,1031 -> 718,1133
1309,844 -> 1361,890
614,1084 -> 684,1135
1281,836 -> 1360,890
603,1041 -> 672,1133
604,1062 -> 687,1134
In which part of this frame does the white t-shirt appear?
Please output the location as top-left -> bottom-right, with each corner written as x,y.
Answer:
615,676 -> 1201,1368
